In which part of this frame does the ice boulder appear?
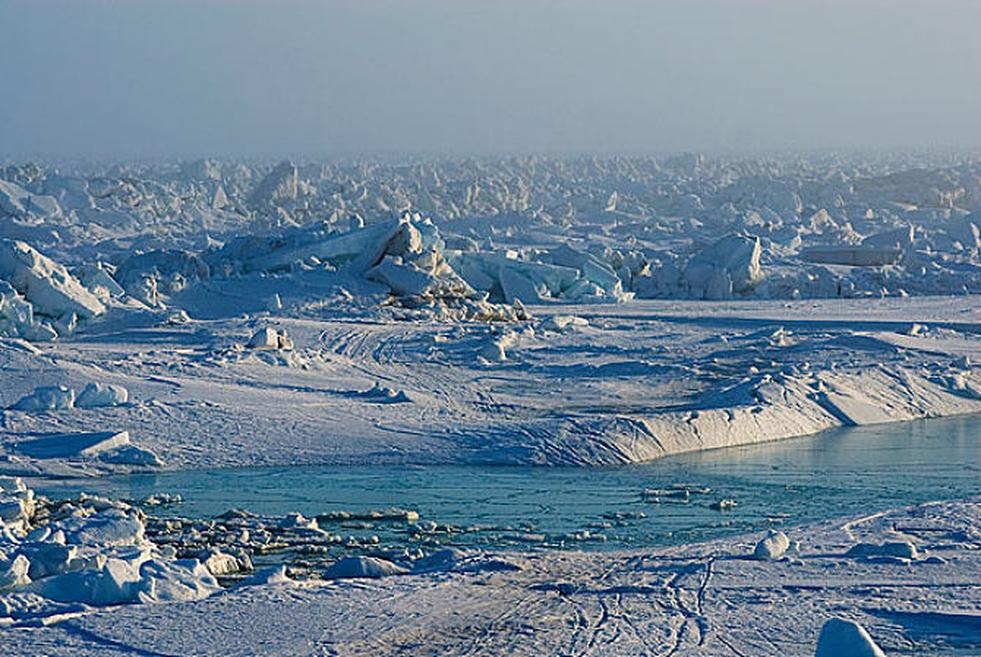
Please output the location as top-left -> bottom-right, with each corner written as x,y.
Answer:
247,327 -> 294,350
683,234 -> 763,299
753,530 -> 790,560
845,541 -> 918,561
200,549 -> 245,577
0,240 -> 105,319
76,383 -> 129,408
815,618 -> 886,657
0,555 -> 31,591
11,385 -> 76,411
324,556 -> 408,579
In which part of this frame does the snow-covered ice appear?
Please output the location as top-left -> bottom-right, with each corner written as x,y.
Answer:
0,153 -> 979,655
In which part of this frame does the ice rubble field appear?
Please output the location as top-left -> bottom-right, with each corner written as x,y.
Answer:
0,153 -> 979,654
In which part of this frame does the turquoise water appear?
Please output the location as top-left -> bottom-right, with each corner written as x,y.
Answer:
36,414 -> 981,550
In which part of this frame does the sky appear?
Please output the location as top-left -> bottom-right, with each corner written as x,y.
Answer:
0,0 -> 979,158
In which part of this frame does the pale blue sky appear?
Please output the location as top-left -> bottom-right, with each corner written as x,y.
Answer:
1,0 -> 978,157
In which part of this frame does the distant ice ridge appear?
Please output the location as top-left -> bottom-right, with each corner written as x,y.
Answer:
2,154 -> 978,304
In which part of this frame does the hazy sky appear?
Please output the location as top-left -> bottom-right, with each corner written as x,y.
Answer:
1,0 -> 979,158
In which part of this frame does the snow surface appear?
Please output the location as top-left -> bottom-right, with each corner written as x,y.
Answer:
0,154 -> 979,654
1,294 -> 977,475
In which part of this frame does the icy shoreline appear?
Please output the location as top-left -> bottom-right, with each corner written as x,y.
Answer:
3,490 -> 977,656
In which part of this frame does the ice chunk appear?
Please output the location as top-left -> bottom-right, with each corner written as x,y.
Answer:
99,445 -> 164,467
200,549 -> 244,577
13,431 -> 131,459
324,556 -> 408,579
684,234 -> 763,299
815,617 -> 886,657
753,530 -> 790,560
22,543 -> 77,580
238,564 -> 291,587
10,385 -> 76,411
247,327 -> 293,350
0,555 -> 31,591
248,160 -> 299,209
75,383 -> 129,408
55,509 -> 146,548
0,240 -> 105,319
846,541 -> 918,561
